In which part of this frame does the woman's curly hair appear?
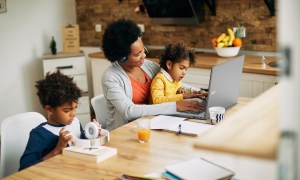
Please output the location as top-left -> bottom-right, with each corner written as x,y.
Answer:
102,19 -> 141,62
160,41 -> 196,71
35,71 -> 82,108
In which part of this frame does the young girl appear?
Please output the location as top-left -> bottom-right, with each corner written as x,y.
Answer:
149,41 -> 207,104
19,71 -> 101,171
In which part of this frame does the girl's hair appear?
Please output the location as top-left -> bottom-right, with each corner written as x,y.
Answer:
160,41 -> 196,71
35,71 -> 82,108
102,19 -> 142,62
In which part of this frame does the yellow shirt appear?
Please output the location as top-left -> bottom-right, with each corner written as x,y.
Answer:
149,70 -> 183,104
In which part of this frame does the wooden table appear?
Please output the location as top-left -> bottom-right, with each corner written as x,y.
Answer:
5,97 -> 277,180
194,85 -> 280,159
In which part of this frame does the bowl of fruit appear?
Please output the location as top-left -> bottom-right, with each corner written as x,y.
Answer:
212,28 -> 242,57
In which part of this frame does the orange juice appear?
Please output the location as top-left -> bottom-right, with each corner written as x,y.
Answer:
137,128 -> 151,143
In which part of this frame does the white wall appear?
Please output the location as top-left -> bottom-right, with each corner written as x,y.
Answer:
278,0 -> 300,179
0,0 -> 76,128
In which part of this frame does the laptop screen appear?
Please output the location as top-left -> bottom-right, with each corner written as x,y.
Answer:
204,55 -> 245,119
172,55 -> 245,120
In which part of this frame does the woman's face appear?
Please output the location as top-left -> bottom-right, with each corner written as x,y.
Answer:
125,38 -> 147,67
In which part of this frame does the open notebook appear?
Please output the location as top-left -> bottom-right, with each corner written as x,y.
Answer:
150,115 -> 213,136
163,158 -> 235,180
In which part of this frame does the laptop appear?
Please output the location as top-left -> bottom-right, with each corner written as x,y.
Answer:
173,55 -> 245,120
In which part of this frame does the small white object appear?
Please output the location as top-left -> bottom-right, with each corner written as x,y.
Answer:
85,122 -> 99,139
95,24 -> 101,32
73,129 -> 110,147
137,24 -> 145,32
209,106 -> 225,125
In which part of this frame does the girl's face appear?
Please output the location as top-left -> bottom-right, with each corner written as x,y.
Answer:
167,59 -> 190,82
123,37 -> 147,68
46,101 -> 78,126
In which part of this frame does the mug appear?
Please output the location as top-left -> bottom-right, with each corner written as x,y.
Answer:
209,106 -> 225,125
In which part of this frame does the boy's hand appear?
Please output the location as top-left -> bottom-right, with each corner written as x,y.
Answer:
43,127 -> 73,160
92,119 -> 102,138
57,128 -> 73,149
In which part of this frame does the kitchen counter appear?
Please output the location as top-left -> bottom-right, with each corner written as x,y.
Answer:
89,51 -> 279,76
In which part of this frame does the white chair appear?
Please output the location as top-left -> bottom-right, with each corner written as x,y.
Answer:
0,112 -> 47,178
91,94 -> 108,129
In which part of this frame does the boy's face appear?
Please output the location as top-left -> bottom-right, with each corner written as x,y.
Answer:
46,101 -> 78,126
167,59 -> 190,82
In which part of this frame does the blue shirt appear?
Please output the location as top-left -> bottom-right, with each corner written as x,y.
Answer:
19,118 -> 86,171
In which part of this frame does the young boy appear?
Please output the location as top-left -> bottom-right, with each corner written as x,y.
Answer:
149,41 -> 207,104
19,71 -> 98,171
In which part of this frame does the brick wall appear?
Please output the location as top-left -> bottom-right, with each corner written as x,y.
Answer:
76,0 -> 276,52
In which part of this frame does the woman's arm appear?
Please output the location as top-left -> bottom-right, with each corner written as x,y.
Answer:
102,65 -> 177,121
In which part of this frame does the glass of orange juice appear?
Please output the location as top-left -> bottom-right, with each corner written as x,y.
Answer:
136,119 -> 151,143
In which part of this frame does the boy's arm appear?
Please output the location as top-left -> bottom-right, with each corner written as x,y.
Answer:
43,128 -> 72,160
151,77 -> 183,104
19,131 -> 47,171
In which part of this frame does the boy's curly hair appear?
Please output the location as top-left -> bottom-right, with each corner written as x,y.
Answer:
35,71 -> 82,108
160,41 -> 196,71
102,19 -> 141,62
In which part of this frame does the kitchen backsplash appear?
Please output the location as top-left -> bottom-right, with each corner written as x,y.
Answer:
76,0 -> 276,52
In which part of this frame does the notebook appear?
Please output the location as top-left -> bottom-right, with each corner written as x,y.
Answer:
173,55 -> 245,120
150,115 -> 213,136
163,158 -> 234,180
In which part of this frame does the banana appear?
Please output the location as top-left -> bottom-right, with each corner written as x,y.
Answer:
222,35 -> 230,43
217,42 -> 225,48
217,33 -> 226,43
227,28 -> 235,46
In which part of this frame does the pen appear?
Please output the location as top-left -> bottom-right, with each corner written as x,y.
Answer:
178,124 -> 182,134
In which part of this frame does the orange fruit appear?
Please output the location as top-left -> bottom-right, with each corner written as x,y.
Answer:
211,37 -> 218,47
233,38 -> 242,47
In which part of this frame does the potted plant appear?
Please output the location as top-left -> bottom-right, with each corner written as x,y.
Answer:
50,36 -> 57,55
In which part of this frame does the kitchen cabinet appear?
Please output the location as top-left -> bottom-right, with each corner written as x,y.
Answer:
91,57 -> 111,96
43,52 -> 91,127
183,67 -> 277,98
90,57 -> 277,98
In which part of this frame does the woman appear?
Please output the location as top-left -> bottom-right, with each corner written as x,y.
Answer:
101,19 -> 204,130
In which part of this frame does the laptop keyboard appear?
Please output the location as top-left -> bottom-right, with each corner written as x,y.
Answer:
183,99 -> 207,114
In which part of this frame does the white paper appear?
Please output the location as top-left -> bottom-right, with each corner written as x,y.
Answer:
150,115 -> 186,130
165,121 -> 213,136
150,115 -> 213,136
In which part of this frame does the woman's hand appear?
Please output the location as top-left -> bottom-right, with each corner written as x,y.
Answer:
176,100 -> 205,112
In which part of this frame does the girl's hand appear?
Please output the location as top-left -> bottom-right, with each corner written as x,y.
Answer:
183,92 -> 207,100
176,100 -> 205,113
176,87 -> 185,94
92,119 -> 102,138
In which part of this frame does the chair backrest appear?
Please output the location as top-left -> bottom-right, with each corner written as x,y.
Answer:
91,94 -> 108,129
0,112 -> 47,178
